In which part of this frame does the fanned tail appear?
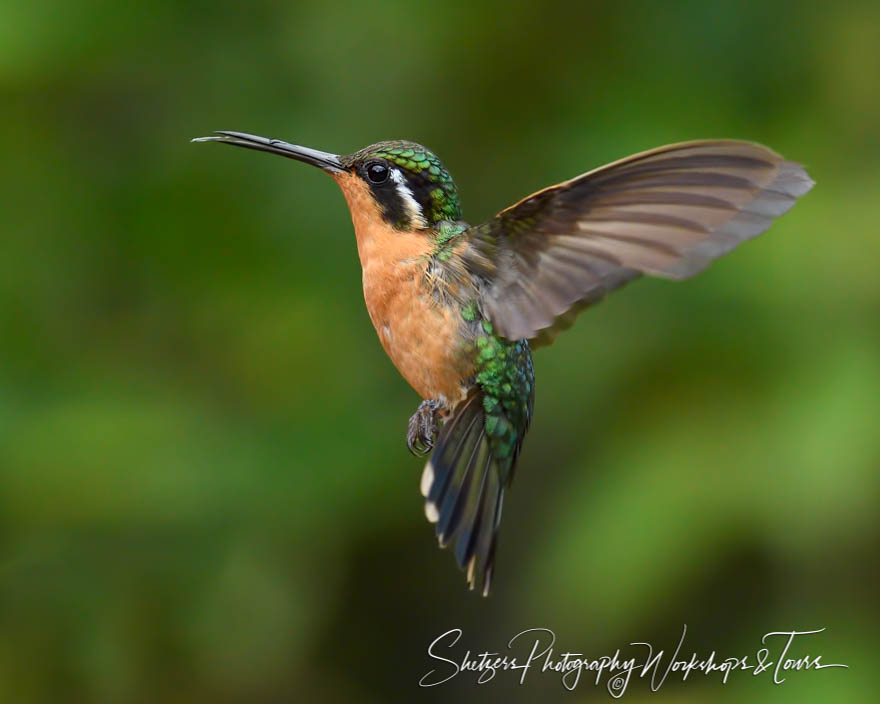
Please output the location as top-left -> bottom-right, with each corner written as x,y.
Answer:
419,391 -> 507,596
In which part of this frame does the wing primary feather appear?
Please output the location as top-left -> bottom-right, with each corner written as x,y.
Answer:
462,141 -> 813,343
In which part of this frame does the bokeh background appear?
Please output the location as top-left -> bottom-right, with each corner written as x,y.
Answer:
2,0 -> 878,701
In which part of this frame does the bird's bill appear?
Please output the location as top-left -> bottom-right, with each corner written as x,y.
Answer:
191,131 -> 344,173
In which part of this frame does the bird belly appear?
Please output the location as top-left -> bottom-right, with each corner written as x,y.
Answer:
363,261 -> 472,406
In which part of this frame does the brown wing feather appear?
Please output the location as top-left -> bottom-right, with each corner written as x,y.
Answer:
462,140 -> 814,343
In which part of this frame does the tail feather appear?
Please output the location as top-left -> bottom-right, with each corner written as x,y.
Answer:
453,449 -> 492,566
422,394 -> 480,513
420,390 -> 511,595
436,427 -> 485,546
473,473 -> 503,596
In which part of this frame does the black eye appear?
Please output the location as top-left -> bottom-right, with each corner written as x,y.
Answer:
366,162 -> 389,184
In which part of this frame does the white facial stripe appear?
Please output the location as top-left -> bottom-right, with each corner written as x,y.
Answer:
390,168 -> 427,228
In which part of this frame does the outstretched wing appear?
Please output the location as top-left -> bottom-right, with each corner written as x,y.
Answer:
462,140 -> 814,345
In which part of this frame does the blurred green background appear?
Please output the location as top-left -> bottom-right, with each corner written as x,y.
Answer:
1,0 -> 878,701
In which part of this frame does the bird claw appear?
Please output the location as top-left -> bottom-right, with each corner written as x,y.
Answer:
407,399 -> 442,456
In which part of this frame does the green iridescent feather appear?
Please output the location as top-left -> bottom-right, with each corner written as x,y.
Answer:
461,303 -> 534,474
433,221 -> 467,261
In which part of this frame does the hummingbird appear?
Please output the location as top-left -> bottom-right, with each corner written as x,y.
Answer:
193,130 -> 813,595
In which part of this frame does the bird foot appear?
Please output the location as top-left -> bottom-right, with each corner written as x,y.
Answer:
407,399 -> 442,456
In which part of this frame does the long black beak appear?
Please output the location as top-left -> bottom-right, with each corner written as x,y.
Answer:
191,131 -> 344,173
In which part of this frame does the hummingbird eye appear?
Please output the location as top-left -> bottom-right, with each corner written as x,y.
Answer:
365,161 -> 389,184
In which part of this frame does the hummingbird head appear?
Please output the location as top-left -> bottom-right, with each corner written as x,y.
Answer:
192,132 -> 462,231
337,141 -> 462,230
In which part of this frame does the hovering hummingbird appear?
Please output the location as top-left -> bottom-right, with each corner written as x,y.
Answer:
193,131 -> 813,594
